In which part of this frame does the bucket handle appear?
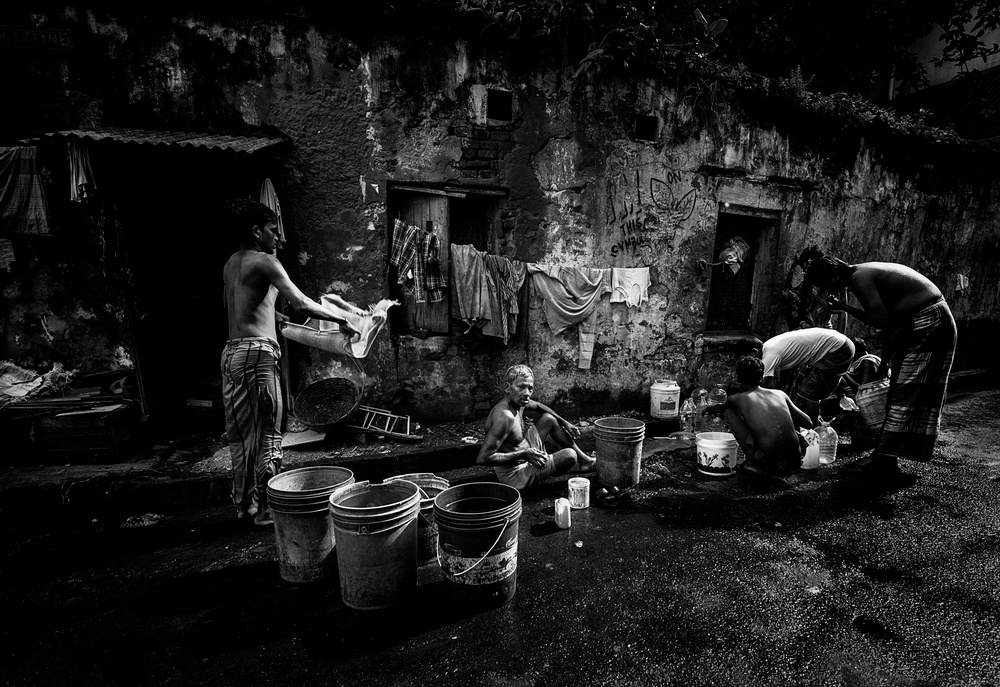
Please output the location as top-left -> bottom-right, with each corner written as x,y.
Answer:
437,515 -> 513,577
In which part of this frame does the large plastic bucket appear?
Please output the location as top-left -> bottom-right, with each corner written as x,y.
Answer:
434,482 -> 522,607
649,379 -> 681,419
266,466 -> 355,583
696,432 -> 739,477
384,472 -> 451,567
329,480 -> 421,610
594,417 -> 644,488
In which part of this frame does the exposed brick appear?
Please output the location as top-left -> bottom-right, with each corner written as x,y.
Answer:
477,148 -> 496,160
491,131 -> 512,141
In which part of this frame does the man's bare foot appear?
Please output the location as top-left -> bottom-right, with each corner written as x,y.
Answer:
253,509 -> 274,527
574,454 -> 597,473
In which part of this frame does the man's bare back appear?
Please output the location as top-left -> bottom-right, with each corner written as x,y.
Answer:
727,387 -> 807,468
223,250 -> 280,341
849,262 -> 943,328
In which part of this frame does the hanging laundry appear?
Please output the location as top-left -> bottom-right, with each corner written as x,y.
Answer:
420,229 -> 446,303
0,146 -> 50,234
482,254 -> 526,344
389,218 -> 421,297
527,265 -> 611,369
68,142 -> 97,202
610,267 -> 650,307
451,244 -> 491,330
259,178 -> 285,241
717,236 -> 749,275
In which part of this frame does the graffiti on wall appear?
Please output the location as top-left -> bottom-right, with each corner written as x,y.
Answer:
606,166 -> 698,257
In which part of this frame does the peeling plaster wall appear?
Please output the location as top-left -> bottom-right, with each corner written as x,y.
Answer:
363,40 -> 1000,421
6,11 -> 1000,423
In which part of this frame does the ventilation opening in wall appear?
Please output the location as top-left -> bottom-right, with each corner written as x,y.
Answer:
386,186 -> 505,337
487,89 -> 514,121
634,115 -> 660,142
705,210 -> 780,333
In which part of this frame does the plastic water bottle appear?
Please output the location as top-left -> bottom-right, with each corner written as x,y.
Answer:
817,418 -> 838,465
691,387 -> 709,433
679,398 -> 697,434
706,384 -> 728,432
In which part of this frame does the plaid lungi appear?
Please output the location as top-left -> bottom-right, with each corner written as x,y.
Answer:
878,298 -> 956,462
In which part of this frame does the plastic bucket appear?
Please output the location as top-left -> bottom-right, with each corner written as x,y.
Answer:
434,482 -> 522,607
568,477 -> 590,509
696,432 -> 739,477
594,417 -> 644,488
266,466 -> 355,583
329,480 -> 421,610
650,379 -> 681,419
384,473 -> 451,567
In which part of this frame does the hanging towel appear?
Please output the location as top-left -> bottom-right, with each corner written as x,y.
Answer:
259,178 -> 285,241
527,265 -> 611,369
451,244 -> 491,329
610,267 -> 650,307
68,142 -> 97,202
282,298 -> 397,359
0,146 -> 50,234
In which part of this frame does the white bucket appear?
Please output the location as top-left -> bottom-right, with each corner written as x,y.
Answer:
695,432 -> 739,477
650,379 -> 681,419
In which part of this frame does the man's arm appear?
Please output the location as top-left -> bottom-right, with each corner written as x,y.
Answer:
258,256 -> 359,335
476,413 -> 546,468
784,394 -> 814,429
525,399 -> 581,439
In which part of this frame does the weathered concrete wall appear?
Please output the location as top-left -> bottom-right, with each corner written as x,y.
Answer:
4,10 -> 999,424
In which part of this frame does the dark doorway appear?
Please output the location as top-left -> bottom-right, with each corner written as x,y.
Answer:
705,212 -> 777,332
108,145 -> 273,439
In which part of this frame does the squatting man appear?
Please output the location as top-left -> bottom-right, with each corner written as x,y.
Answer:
477,364 -> 596,489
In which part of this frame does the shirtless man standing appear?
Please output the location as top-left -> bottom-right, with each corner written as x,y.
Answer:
702,355 -> 814,475
805,258 -> 956,481
477,364 -> 596,490
221,199 -> 362,525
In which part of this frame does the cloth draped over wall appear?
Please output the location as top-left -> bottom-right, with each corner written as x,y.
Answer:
527,265 -> 612,370
0,146 -> 50,234
451,243 -> 525,344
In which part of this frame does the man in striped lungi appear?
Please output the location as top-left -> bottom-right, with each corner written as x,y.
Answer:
221,200 -> 362,525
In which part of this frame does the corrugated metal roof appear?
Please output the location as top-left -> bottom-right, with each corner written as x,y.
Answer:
25,127 -> 288,154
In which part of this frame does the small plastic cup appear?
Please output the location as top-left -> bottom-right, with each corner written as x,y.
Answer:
568,477 -> 590,509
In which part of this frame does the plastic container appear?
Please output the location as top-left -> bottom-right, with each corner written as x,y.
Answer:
705,384 -> 729,432
554,498 -> 572,528
679,398 -> 697,436
384,472 -> 451,567
691,388 -> 709,433
434,482 -> 523,607
328,480 -> 421,610
567,477 -> 590,509
649,379 -> 681,419
594,417 -> 645,488
817,420 -> 838,465
266,466 -> 355,584
800,429 -> 820,470
695,432 -> 739,477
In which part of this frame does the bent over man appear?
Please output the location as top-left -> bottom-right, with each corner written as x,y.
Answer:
222,199 -> 362,525
805,257 -> 956,481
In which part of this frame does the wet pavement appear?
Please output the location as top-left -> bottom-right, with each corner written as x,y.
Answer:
3,390 -> 1000,687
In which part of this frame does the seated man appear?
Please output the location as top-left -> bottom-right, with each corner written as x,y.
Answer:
477,364 -> 596,489
703,355 -> 815,475
761,327 -> 855,424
